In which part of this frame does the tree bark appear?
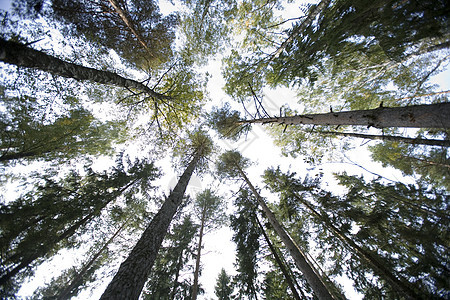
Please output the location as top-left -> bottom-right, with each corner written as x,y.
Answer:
235,166 -> 335,300
241,103 -> 450,129
0,38 -> 169,100
317,131 -> 450,147
100,155 -> 200,300
291,193 -> 419,300
191,205 -> 206,300
255,215 -> 302,300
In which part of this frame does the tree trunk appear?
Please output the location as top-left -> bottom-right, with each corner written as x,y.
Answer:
57,220 -> 128,299
0,38 -> 169,100
291,193 -> 419,300
255,215 -> 302,300
317,131 -> 450,147
235,166 -> 335,300
107,0 -> 152,55
241,103 -> 450,129
191,205 -> 206,300
100,155 -> 200,300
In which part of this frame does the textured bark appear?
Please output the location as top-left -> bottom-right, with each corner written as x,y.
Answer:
241,103 -> 450,129
0,38 -> 169,100
235,166 -> 335,300
318,131 -> 450,147
255,215 -> 302,300
57,220 -> 128,300
191,206 -> 206,300
100,155 -> 200,300
291,193 -> 419,300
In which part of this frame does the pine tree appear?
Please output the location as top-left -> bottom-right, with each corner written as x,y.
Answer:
214,268 -> 234,300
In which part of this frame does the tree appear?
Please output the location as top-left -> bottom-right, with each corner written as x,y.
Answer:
216,150 -> 336,300
100,130 -> 213,300
0,97 -> 125,163
229,188 -> 261,300
0,157 -> 159,296
214,268 -> 233,300
191,189 -> 227,300
143,215 -> 198,300
263,167 -> 425,300
370,140 -> 450,190
0,38 -> 169,100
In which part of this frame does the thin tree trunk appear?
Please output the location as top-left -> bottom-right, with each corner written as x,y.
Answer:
107,0 -> 153,56
57,220 -> 128,300
100,155 -> 200,300
240,103 -> 450,129
191,205 -> 206,300
255,215 -> 302,300
235,165 -> 335,300
317,131 -> 450,147
291,193 -> 419,300
0,178 -> 138,286
170,249 -> 185,300
0,38 -> 169,100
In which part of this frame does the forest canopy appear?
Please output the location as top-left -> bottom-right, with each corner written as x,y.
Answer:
0,0 -> 449,299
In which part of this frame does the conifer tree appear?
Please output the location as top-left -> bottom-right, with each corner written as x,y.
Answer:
100,130 -> 213,300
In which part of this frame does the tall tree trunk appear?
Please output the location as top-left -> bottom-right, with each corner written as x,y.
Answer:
254,215 -> 302,300
291,192 -> 419,300
234,165 -> 335,300
56,220 -> 128,300
107,0 -> 153,55
0,179 -> 138,287
191,205 -> 206,300
240,103 -> 450,129
100,155 -> 200,300
0,38 -> 169,100
317,131 -> 450,147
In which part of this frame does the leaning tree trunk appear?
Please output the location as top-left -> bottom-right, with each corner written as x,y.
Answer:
291,193 -> 419,300
255,215 -> 302,300
234,165 -> 335,300
0,38 -> 168,100
100,155 -> 200,300
241,103 -> 450,129
57,220 -> 128,300
0,178 -> 138,287
317,131 -> 450,147
191,204 -> 206,300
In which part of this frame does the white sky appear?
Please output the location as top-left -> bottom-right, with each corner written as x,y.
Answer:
2,0 -> 449,299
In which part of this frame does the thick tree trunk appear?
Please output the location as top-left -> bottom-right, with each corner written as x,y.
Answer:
0,38 -> 169,100
100,155 -> 200,300
291,193 -> 419,300
255,215 -> 302,300
57,220 -> 128,300
317,131 -> 450,147
235,166 -> 335,300
242,103 -> 450,129
191,206 -> 206,300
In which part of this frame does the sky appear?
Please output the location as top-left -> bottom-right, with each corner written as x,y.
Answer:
1,0 -> 449,299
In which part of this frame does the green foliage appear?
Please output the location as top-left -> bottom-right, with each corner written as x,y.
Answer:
194,189 -> 227,229
263,270 -> 291,300
230,188 -> 261,300
207,103 -> 251,141
173,129 -> 215,173
0,94 -> 126,164
216,150 -> 250,180
44,0 -> 177,70
0,157 -> 160,293
143,215 -> 198,300
215,268 -> 234,300
370,140 -> 450,190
